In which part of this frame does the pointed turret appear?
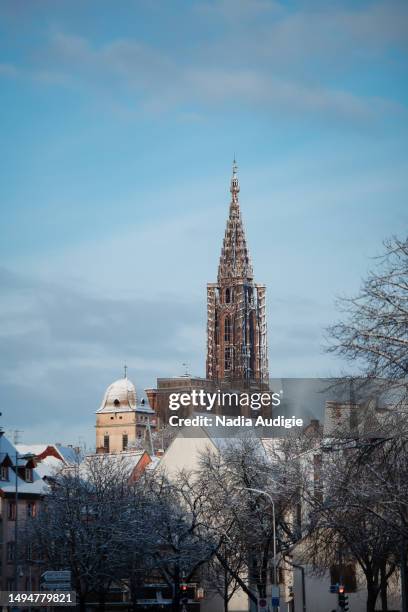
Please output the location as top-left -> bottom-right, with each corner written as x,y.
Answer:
218,160 -> 253,283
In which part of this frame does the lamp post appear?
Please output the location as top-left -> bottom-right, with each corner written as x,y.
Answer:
238,487 -> 278,612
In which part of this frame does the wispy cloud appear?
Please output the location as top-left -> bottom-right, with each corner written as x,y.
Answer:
2,1 -> 406,122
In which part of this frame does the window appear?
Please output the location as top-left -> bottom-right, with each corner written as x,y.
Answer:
8,502 -> 16,521
224,316 -> 231,342
26,543 -> 33,561
103,435 -> 110,452
7,578 -> 15,591
224,347 -> 232,371
225,288 -> 231,303
122,434 -> 128,451
6,541 -> 15,562
27,502 -> 36,518
114,398 -> 120,407
0,465 -> 9,481
25,467 -> 33,482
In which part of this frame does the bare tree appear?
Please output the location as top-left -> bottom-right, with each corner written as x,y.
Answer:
192,435 -> 302,606
296,421 -> 402,612
27,454 -> 133,611
327,236 -> 408,404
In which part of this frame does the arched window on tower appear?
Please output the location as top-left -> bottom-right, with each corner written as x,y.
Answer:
225,288 -> 231,303
224,316 -> 231,342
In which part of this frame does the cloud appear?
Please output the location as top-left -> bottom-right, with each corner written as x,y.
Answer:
0,267 -> 204,445
9,0 -> 405,123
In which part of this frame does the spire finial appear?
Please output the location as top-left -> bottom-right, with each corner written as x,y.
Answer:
124,363 -> 128,379
230,157 -> 240,202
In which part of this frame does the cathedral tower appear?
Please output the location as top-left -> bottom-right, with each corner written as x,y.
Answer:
206,161 -> 269,386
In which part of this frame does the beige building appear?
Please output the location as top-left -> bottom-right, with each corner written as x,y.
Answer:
96,375 -> 157,454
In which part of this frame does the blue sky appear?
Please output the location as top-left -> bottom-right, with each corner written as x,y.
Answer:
0,0 -> 407,446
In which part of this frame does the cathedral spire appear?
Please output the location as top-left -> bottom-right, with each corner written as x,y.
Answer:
218,160 -> 253,283
207,161 -> 269,386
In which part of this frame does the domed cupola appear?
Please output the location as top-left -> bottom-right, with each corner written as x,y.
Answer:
97,376 -> 137,413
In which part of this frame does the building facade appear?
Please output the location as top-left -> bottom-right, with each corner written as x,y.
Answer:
0,431 -> 47,591
206,161 -> 269,387
96,375 -> 156,454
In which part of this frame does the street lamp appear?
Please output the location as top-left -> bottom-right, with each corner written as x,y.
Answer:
243,488 -> 277,586
235,486 -> 278,612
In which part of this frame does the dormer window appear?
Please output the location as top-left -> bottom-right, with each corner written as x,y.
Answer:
0,466 -> 9,481
25,467 -> 33,483
114,399 -> 120,407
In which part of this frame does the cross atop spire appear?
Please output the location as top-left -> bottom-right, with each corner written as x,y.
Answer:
230,158 -> 240,203
124,363 -> 128,379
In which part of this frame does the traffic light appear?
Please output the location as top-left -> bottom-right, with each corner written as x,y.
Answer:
180,583 -> 188,605
338,585 -> 349,610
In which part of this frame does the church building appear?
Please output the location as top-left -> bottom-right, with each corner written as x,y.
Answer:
96,373 -> 156,454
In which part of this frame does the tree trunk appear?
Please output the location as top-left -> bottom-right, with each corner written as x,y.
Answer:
380,562 -> 388,611
401,540 -> 408,612
78,594 -> 86,612
366,582 -> 379,612
224,565 -> 229,612
172,567 -> 181,612
98,590 -> 106,611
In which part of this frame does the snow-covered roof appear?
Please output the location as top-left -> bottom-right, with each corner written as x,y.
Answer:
54,445 -> 82,464
97,377 -> 137,413
0,434 -> 49,495
16,444 -> 49,456
17,443 -> 82,465
63,450 -> 151,481
34,455 -> 65,479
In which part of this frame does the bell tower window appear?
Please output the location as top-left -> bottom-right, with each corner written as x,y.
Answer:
225,288 -> 231,303
224,316 -> 231,342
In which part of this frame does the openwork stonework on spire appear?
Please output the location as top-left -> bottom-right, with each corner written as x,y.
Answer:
206,162 -> 269,386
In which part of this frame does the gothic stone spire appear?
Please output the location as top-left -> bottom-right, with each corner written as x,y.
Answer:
218,160 -> 254,283
206,161 -> 269,387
